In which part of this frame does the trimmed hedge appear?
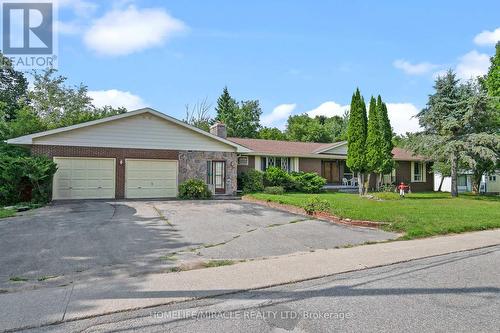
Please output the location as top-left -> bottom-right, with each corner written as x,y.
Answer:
178,179 -> 212,199
240,169 -> 264,194
263,167 -> 294,190
290,172 -> 326,193
241,167 -> 327,194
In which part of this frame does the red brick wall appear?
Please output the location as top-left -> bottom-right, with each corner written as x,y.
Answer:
31,145 -> 179,199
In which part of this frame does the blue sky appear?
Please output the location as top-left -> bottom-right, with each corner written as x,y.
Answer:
53,0 -> 499,134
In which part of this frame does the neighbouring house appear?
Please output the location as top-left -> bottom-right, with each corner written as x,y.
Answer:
226,137 -> 433,192
6,108 -> 432,200
434,172 -> 500,194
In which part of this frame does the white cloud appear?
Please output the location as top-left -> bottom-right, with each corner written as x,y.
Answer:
88,89 -> 146,110
455,50 -> 490,80
385,103 -> 421,135
393,59 -> 439,75
261,104 -> 296,129
473,28 -> 500,46
83,5 -> 187,56
306,101 -> 349,118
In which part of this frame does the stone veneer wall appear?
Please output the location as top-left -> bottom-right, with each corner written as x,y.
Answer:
178,151 -> 237,195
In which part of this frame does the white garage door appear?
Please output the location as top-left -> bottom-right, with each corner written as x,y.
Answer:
53,157 -> 116,200
125,159 -> 178,198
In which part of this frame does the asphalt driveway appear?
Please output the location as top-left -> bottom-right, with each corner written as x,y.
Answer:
0,200 -> 398,292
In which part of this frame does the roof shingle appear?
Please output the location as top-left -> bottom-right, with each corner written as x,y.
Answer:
227,137 -> 425,161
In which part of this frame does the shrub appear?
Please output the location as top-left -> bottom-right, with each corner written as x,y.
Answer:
178,179 -> 212,199
264,167 -> 294,190
240,169 -> 264,194
303,196 -> 331,215
290,172 -> 326,193
264,186 -> 284,195
0,155 -> 57,205
379,184 -> 396,193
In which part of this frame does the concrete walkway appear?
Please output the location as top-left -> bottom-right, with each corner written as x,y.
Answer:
2,229 -> 500,332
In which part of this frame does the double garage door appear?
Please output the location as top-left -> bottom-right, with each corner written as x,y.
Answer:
52,157 -> 177,200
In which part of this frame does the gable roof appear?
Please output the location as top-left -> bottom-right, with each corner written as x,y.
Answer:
7,108 -> 250,152
227,137 -> 425,161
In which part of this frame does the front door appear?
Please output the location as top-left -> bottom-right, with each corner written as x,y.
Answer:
212,161 -> 226,193
322,161 -> 340,183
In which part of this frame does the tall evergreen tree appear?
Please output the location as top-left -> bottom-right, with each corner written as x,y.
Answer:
215,86 -> 238,130
409,70 -> 499,197
378,97 -> 395,186
346,88 -> 368,196
214,87 -> 261,138
365,96 -> 385,190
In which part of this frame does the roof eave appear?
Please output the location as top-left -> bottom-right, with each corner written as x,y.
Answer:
5,107 -> 250,152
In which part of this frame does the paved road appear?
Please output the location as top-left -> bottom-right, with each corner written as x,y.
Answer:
0,200 -> 397,292
25,245 -> 500,333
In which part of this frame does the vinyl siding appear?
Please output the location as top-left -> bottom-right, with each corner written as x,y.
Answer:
319,144 -> 347,155
33,113 -> 236,152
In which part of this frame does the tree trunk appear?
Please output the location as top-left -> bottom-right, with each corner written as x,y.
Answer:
472,171 -> 483,195
450,153 -> 459,197
376,173 -> 382,191
364,173 -> 371,196
357,173 -> 364,196
437,176 -> 445,192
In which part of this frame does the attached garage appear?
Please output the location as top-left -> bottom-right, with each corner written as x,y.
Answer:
52,157 -> 115,200
7,108 -> 244,199
125,159 -> 178,199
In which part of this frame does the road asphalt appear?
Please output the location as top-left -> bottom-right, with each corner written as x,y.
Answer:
1,229 -> 499,332
21,245 -> 500,332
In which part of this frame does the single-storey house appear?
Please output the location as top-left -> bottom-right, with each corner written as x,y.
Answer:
434,172 -> 500,194
228,135 -> 433,192
7,108 -> 432,200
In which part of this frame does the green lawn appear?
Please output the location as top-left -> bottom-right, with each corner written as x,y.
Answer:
0,208 -> 16,219
248,192 -> 500,239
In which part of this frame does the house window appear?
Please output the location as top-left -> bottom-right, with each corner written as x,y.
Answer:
458,175 -> 468,187
489,175 -> 497,182
411,162 -> 425,182
206,161 -> 213,185
261,156 -> 291,172
237,156 -> 249,166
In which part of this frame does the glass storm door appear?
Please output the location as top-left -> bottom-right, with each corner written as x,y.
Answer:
213,161 -> 226,193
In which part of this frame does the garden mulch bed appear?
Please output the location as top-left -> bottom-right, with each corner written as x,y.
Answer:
242,196 -> 390,229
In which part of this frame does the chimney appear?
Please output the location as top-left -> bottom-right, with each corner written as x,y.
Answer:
210,122 -> 227,139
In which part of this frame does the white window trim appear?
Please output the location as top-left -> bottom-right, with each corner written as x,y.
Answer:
237,156 -> 249,166
254,156 -> 262,171
411,161 -> 426,183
